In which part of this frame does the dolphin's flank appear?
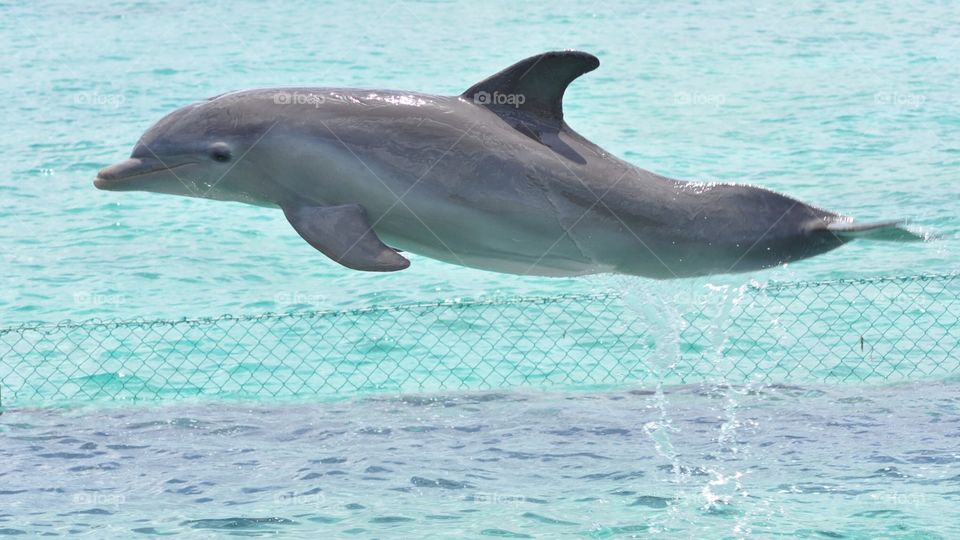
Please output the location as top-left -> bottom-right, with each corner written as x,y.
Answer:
95,51 -> 924,278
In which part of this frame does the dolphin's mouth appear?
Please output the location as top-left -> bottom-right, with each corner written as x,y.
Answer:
94,158 -> 195,190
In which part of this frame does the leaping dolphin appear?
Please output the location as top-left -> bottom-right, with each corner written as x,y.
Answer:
95,51 -> 922,278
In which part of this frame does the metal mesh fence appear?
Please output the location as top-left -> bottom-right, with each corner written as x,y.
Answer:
1,273 -> 957,407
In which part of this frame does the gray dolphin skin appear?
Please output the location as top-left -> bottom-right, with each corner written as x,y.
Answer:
95,51 -> 922,278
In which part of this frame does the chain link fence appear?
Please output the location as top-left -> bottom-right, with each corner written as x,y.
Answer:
1,273 -> 957,407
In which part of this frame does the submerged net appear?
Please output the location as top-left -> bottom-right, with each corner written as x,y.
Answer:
1,273 -> 957,407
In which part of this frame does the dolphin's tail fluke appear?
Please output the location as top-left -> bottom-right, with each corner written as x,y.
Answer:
825,219 -> 926,242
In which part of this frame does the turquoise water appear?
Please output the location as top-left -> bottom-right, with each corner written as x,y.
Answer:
2,0 -> 957,322
1,0 -> 959,537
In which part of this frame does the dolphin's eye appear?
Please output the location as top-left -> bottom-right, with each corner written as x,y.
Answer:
210,143 -> 232,162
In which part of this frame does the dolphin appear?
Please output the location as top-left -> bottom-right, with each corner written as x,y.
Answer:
95,51 -> 922,278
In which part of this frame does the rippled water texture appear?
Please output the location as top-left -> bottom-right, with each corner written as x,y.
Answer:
3,384 -> 960,538
1,0 -> 957,322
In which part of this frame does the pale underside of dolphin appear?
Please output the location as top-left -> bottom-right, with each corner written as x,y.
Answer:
95,51 -> 923,279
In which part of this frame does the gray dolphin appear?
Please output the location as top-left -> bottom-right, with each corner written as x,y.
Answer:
95,51 -> 922,278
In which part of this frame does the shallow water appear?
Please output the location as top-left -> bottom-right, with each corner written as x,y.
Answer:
3,383 -> 959,538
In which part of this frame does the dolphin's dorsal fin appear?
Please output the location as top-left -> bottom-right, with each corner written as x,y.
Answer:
461,51 -> 599,121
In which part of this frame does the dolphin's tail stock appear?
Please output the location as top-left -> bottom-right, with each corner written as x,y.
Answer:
824,219 -> 926,242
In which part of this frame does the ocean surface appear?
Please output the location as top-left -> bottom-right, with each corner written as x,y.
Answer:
1,0 -> 958,537
4,383 -> 960,538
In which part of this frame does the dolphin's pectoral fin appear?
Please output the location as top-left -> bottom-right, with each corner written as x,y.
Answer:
462,50 -> 599,121
281,203 -> 411,271
825,219 -> 925,242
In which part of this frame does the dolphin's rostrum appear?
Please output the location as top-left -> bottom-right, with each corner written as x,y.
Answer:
95,51 -> 923,278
